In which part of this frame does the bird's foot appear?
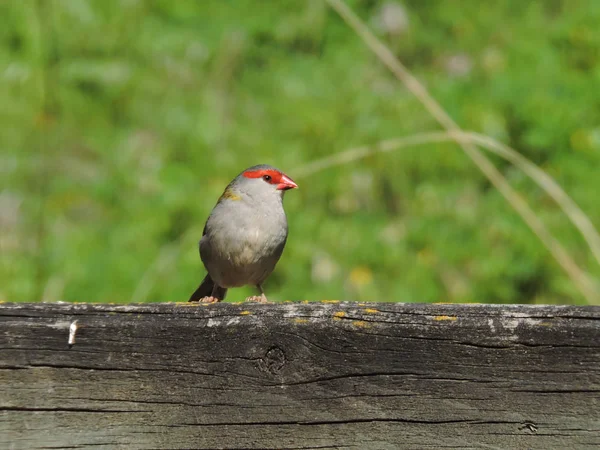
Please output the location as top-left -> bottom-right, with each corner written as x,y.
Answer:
198,296 -> 221,303
245,294 -> 269,303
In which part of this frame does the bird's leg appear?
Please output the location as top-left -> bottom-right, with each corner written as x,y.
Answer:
245,284 -> 269,303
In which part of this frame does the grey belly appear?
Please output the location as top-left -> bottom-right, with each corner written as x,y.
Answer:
210,258 -> 278,288
200,232 -> 285,288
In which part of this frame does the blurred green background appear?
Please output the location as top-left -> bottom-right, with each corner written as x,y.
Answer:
1,0 -> 599,304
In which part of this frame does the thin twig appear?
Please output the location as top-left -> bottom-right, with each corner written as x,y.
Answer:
324,0 -> 599,303
295,130 -> 599,304
293,133 -> 449,177
130,243 -> 181,303
32,0 -> 59,301
464,132 -> 600,269
296,130 -> 600,271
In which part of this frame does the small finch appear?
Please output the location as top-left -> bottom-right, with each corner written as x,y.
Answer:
188,164 -> 298,303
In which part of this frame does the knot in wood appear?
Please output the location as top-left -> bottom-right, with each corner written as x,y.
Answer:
260,346 -> 286,375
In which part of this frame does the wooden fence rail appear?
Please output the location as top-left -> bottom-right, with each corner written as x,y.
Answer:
1,301 -> 599,449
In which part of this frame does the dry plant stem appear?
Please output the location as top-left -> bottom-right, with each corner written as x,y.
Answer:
464,132 -> 600,268
293,133 -> 449,177
33,0 -> 57,302
131,243 -> 180,303
326,0 -> 599,303
297,131 -> 600,273
295,131 -> 599,303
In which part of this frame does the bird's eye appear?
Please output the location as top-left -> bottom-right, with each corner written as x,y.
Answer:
262,175 -> 272,182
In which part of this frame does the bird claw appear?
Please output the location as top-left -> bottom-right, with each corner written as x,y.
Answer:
198,296 -> 221,303
245,294 -> 269,303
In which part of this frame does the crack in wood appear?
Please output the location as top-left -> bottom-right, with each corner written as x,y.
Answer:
0,406 -> 149,413
171,418 -> 477,427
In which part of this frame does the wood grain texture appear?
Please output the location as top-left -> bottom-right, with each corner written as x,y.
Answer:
1,301 -> 599,449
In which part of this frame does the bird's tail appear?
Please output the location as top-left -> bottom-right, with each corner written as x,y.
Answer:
188,274 -> 227,302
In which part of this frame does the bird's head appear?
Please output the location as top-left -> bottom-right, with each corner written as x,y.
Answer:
220,164 -> 298,203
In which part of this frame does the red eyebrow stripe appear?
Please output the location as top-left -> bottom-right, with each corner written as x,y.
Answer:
242,169 -> 282,183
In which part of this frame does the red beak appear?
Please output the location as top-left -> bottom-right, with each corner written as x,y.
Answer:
277,174 -> 298,191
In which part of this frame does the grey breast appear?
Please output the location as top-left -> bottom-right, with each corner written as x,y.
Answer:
201,200 -> 288,288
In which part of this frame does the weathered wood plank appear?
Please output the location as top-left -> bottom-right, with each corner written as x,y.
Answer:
1,302 -> 599,449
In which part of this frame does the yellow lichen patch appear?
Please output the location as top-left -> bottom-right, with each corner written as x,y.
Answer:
240,310 -> 252,316
321,299 -> 340,304
352,320 -> 370,328
175,302 -> 201,306
363,308 -> 379,314
433,315 -> 457,321
433,302 -> 454,305
293,318 -> 309,324
333,311 -> 346,318
539,321 -> 553,327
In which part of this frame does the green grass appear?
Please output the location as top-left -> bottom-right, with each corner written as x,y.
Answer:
1,0 -> 599,304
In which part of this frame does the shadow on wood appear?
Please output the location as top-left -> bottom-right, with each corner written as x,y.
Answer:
1,301 -> 599,449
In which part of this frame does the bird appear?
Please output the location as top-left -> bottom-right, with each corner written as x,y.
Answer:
188,164 -> 298,303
